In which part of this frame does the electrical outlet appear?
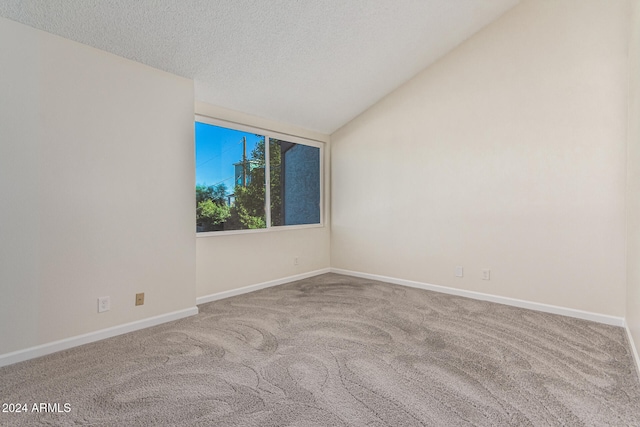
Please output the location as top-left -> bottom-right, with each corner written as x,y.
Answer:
98,296 -> 110,313
294,257 -> 299,266
455,266 -> 463,278
135,293 -> 144,306
482,269 -> 491,280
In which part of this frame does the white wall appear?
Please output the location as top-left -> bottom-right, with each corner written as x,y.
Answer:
195,102 -> 331,298
331,0 -> 629,317
196,227 -> 330,296
0,17 -> 196,356
627,0 -> 640,365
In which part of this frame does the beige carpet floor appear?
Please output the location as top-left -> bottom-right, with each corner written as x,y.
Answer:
1,273 -> 639,426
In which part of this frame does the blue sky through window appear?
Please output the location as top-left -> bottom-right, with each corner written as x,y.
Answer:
195,122 -> 262,193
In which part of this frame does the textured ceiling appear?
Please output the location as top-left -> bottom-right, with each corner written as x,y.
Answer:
0,0 -> 520,134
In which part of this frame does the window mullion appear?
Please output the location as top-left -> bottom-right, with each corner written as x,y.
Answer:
265,135 -> 271,228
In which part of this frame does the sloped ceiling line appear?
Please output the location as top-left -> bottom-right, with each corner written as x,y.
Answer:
0,0 -> 521,133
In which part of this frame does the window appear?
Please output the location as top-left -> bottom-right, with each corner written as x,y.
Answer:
195,116 -> 322,234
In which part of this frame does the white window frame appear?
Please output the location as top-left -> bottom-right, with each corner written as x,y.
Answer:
195,114 -> 324,237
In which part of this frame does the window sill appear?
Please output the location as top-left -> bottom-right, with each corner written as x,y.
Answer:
196,222 -> 324,238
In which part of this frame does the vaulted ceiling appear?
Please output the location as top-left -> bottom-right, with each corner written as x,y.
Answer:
0,0 -> 520,133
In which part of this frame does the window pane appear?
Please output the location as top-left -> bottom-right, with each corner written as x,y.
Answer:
270,139 -> 320,226
195,122 -> 266,232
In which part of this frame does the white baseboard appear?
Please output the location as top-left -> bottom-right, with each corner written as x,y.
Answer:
0,307 -> 199,368
3,268 -> 629,370
625,321 -> 640,382
197,268 -> 332,305
331,268 -> 625,327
